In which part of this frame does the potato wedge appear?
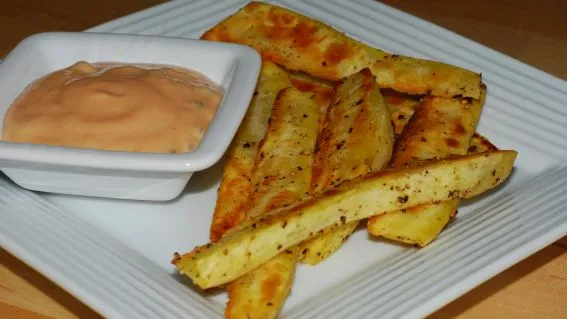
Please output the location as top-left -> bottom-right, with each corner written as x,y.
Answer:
210,62 -> 292,242
246,87 -> 320,218
381,90 -> 494,149
366,132 -> 498,246
226,250 -> 296,319
297,221 -> 359,265
201,2 -> 482,99
381,89 -> 420,136
288,70 -> 334,134
367,201 -> 459,246
311,69 -> 394,192
469,132 -> 499,153
297,69 -> 394,265
389,93 -> 485,168
288,70 -> 335,100
371,55 -> 482,99
367,91 -> 486,246
173,150 -> 517,289
202,2 -> 387,82
225,87 -> 320,319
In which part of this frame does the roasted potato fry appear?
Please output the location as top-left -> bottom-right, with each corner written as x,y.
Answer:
368,200 -> 459,246
469,132 -> 499,153
371,55 -> 482,99
297,221 -> 359,265
246,88 -> 320,219
225,87 -> 320,319
288,70 -> 335,99
201,2 -> 482,99
287,70 -> 334,133
173,150 -> 517,289
389,92 -> 485,168
381,90 -> 494,148
366,132 -> 498,247
172,4 -> 517,317
202,2 -> 386,82
210,62 -> 292,242
311,69 -> 394,192
226,250 -> 296,319
381,89 -> 420,136
367,90 -> 486,246
297,69 -> 394,265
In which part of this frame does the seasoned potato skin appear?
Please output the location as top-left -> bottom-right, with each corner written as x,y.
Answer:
202,2 -> 386,81
371,55 -> 482,99
381,89 -> 421,136
380,89 -> 494,149
210,62 -> 292,243
167,3 -> 516,317
245,88 -> 320,218
311,69 -> 393,193
173,150 -> 517,289
367,89 -> 486,246
226,249 -> 297,319
288,70 -> 334,133
202,2 -> 482,99
297,69 -> 394,265
389,93 -> 484,167
225,87 -> 320,319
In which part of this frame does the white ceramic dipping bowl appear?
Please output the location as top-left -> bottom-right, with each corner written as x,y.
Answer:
0,32 -> 261,201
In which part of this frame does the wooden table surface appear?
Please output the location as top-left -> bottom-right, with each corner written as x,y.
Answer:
0,1 -> 566,318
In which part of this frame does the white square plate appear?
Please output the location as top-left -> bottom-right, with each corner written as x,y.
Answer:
1,1 -> 566,318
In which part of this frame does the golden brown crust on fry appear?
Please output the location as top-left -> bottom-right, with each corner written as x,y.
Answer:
226,250 -> 297,319
297,69 -> 394,265
202,2 -> 482,99
380,90 -> 495,147
174,150 -> 517,289
202,2 -> 388,81
288,71 -> 334,134
297,221 -> 358,265
367,200 -> 459,246
381,89 -> 421,136
311,68 -> 393,192
370,132 -> 498,247
210,169 -> 252,243
210,62 -> 292,242
389,93 -> 484,168
367,89 -> 486,246
168,3 -> 515,316
246,87 -> 320,218
469,132 -> 499,153
225,87 -> 320,318
371,55 -> 483,99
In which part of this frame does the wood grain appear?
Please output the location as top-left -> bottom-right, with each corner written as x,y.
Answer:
0,248 -> 102,318
381,0 -> 567,80
0,0 -> 165,58
430,245 -> 567,319
0,0 -> 565,318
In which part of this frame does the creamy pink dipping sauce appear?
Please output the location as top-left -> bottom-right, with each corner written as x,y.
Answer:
2,61 -> 224,153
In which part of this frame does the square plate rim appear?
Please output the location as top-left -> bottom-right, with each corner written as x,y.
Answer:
0,1 -> 566,318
